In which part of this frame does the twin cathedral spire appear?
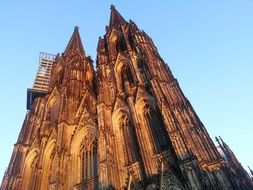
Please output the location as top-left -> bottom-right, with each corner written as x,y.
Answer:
1,6 -> 252,190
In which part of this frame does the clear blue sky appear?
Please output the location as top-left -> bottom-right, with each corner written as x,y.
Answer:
0,0 -> 252,182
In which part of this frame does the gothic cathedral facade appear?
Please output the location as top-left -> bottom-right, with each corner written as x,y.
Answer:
1,6 -> 252,190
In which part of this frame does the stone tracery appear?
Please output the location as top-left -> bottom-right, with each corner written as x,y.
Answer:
2,6 -> 252,190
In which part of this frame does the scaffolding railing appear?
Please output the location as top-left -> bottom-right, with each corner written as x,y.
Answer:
33,52 -> 55,92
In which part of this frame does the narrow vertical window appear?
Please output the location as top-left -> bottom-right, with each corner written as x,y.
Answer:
116,39 -> 127,52
79,136 -> 98,187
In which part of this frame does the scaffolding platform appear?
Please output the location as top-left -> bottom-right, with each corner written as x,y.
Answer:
27,52 -> 55,110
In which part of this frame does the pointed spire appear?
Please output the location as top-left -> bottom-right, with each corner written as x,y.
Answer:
109,5 -> 127,28
218,136 -> 230,152
219,136 -> 228,147
64,26 -> 85,56
215,136 -> 222,146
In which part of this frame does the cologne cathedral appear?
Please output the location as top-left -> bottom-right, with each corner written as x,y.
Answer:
1,6 -> 252,190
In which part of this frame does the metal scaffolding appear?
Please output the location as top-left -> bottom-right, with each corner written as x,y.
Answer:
33,52 -> 55,92
27,52 -> 55,110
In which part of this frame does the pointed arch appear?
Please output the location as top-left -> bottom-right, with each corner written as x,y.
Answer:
113,107 -> 140,164
70,125 -> 97,154
134,94 -> 171,176
109,30 -> 120,57
39,139 -> 56,189
21,148 -> 39,190
112,106 -> 141,187
137,59 -> 151,82
44,88 -> 60,127
135,97 -> 157,154
48,151 -> 59,190
50,63 -> 64,87
135,97 -> 157,176
114,58 -> 135,93
109,29 -> 127,55
136,97 -> 170,153
69,125 -> 98,189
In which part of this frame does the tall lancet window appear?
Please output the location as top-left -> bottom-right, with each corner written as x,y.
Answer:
118,113 -> 138,165
116,38 -> 127,52
143,104 -> 170,152
48,151 -> 58,190
120,64 -> 134,92
80,136 -> 98,182
138,60 -> 151,82
21,151 -> 38,190
26,156 -> 37,190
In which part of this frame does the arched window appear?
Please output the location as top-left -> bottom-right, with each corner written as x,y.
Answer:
44,94 -> 60,128
113,108 -> 140,167
39,140 -> 56,190
48,151 -> 58,190
79,135 -> 98,185
138,60 -> 151,82
115,61 -> 135,93
118,113 -> 138,165
110,34 -> 119,58
135,99 -> 158,175
70,125 -> 98,189
58,70 -> 64,85
49,104 -> 59,126
128,34 -> 136,49
110,33 -> 127,58
21,150 -> 39,190
143,104 -> 170,152
116,38 -> 127,52
121,64 -> 134,91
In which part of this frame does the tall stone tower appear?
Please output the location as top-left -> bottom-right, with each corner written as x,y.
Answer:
1,6 -> 252,190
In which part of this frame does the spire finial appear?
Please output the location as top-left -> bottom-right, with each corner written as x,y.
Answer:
109,5 -> 126,28
110,4 -> 115,9
219,136 -> 225,144
74,26 -> 79,31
